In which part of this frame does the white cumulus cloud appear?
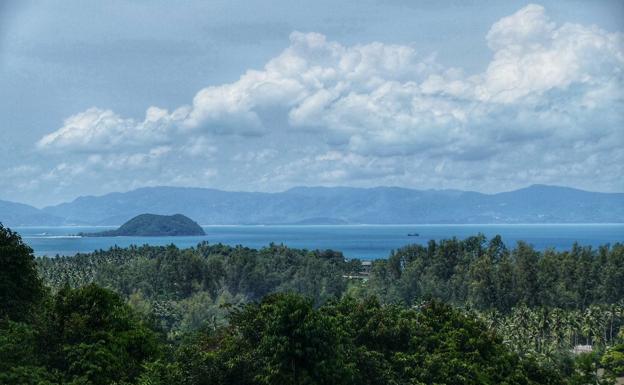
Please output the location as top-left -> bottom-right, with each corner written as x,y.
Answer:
26,3 -> 624,201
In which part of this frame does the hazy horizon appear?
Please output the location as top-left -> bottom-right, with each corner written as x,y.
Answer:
2,1 -> 623,206
2,183 -> 623,209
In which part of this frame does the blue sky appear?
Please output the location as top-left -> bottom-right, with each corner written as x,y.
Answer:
2,0 -> 623,206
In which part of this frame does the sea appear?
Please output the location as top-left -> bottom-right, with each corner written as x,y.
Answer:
14,224 -> 624,260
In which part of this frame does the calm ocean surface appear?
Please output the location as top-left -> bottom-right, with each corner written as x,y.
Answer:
14,224 -> 624,259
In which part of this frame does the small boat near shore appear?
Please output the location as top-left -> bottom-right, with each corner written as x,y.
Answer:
407,233 -> 419,237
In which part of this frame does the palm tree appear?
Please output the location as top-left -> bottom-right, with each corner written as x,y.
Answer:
549,308 -> 566,350
567,310 -> 582,348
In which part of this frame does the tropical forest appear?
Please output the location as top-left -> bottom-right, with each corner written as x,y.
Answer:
2,224 -> 623,384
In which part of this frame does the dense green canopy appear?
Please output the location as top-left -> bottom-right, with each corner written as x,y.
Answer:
1,225 -> 623,384
0,224 -> 45,322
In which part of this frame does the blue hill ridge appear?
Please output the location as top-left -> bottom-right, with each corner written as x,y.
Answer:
1,185 -> 622,226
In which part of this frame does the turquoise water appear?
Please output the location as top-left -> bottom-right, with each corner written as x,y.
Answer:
15,224 -> 624,260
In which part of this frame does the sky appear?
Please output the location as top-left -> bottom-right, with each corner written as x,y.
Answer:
1,0 -> 623,207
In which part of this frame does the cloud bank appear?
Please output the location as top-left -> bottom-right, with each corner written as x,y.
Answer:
19,4 -> 624,202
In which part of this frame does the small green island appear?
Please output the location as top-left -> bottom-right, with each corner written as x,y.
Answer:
80,213 -> 206,237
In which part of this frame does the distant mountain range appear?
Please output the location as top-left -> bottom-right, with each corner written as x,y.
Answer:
0,200 -> 65,226
1,185 -> 623,226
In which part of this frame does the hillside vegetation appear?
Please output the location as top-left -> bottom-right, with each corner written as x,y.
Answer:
80,213 -> 206,237
3,224 -> 623,384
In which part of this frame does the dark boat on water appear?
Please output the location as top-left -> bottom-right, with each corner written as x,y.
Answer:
407,233 -> 419,236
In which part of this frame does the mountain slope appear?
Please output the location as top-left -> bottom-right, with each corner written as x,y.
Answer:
0,200 -> 64,226
36,184 -> 624,225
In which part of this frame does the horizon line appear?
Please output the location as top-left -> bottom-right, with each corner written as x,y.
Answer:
3,182 -> 624,209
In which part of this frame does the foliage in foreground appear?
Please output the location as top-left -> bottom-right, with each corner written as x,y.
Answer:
0,225 -> 46,322
0,284 -> 161,384
147,293 -> 565,385
2,223 -> 624,384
